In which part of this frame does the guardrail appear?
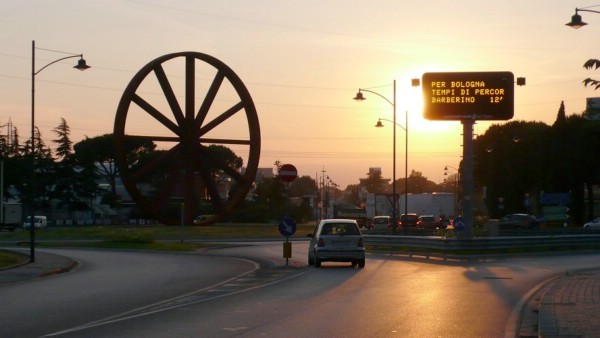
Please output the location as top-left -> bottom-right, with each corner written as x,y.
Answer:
363,234 -> 600,257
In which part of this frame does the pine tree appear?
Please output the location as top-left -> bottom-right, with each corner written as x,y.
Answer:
553,101 -> 567,127
53,118 -> 73,163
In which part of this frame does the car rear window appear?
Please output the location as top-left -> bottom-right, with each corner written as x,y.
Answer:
321,223 -> 359,235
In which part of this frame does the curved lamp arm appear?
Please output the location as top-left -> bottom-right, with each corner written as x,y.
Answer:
577,8 -> 600,15
354,88 -> 393,106
375,118 -> 406,131
35,54 -> 89,75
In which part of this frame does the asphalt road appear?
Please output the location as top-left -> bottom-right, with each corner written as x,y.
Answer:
3,245 -> 600,337
0,248 -> 257,338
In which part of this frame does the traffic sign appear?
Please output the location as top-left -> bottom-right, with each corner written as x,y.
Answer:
279,164 -> 298,182
422,71 -> 515,121
279,216 -> 297,236
453,216 -> 466,231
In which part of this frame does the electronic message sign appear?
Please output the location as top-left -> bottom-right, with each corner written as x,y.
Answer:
422,71 -> 514,120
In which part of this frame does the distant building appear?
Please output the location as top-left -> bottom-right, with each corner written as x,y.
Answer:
255,167 -> 274,182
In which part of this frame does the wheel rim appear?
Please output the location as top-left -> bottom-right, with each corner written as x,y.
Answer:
114,52 -> 260,225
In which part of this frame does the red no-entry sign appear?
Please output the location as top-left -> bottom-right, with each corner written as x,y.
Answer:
279,164 -> 297,182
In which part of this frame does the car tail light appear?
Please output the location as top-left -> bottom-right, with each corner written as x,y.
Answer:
357,238 -> 364,248
318,238 -> 325,247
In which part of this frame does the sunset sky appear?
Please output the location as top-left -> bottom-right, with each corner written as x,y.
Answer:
1,0 -> 599,189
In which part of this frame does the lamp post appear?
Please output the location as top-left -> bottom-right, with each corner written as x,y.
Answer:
354,79 -> 419,230
30,40 -> 90,262
566,7 -> 600,28
374,117 -> 407,229
354,81 -> 399,228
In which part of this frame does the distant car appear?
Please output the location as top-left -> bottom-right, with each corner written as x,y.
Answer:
399,213 -> 418,228
23,215 -> 47,229
307,219 -> 365,268
498,213 -> 539,230
369,216 -> 392,230
193,215 -> 214,225
417,215 -> 437,229
583,217 -> 600,230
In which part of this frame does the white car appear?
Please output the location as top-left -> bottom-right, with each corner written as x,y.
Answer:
307,219 -> 365,268
369,216 -> 392,230
583,217 -> 600,230
23,215 -> 48,229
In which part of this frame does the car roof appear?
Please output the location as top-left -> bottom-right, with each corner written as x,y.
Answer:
319,219 -> 358,224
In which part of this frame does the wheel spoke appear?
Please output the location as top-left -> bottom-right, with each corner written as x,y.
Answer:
123,135 -> 181,143
153,65 -> 185,127
198,145 -> 245,183
132,94 -> 181,136
198,101 -> 245,136
200,169 -> 224,210
196,70 -> 225,128
152,165 -> 182,208
198,137 -> 251,145
185,55 -> 195,122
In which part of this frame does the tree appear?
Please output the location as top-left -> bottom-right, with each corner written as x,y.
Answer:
52,118 -> 78,215
474,120 -> 550,217
404,170 -> 438,193
22,127 -> 54,209
583,59 -> 600,89
288,175 -> 316,197
74,134 -> 156,206
553,101 -> 567,127
53,118 -> 73,163
252,176 -> 286,221
51,118 -> 99,215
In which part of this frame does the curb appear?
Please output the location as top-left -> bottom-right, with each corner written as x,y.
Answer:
38,260 -> 79,278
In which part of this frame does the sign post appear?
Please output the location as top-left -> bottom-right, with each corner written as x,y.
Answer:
278,164 -> 298,266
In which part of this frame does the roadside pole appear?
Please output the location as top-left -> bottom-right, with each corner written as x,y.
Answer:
278,164 -> 298,267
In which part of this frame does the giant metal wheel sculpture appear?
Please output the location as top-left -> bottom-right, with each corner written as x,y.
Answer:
114,52 -> 260,225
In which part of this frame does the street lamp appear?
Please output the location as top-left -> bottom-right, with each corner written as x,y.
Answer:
30,40 -> 90,262
354,79 -> 419,230
566,7 -> 600,28
374,117 -> 407,228
354,81 -> 399,228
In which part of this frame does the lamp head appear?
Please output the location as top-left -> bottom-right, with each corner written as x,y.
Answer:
375,119 -> 384,128
353,91 -> 365,101
566,12 -> 587,29
74,57 -> 91,71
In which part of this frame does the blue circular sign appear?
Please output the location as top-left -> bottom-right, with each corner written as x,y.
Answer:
279,217 -> 297,237
453,216 -> 466,231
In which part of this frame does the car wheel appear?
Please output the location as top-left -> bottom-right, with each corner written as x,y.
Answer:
308,255 -> 314,266
314,257 -> 321,268
358,259 -> 365,268
351,261 -> 358,268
